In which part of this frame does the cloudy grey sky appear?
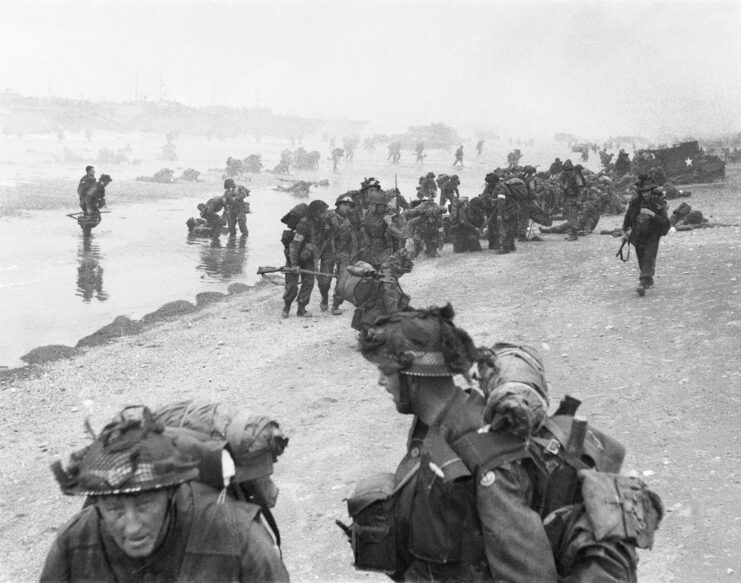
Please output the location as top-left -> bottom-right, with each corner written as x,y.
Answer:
2,0 -> 740,139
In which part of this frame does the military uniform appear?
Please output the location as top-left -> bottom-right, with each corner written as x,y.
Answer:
200,196 -> 226,237
42,407 -> 289,583
77,172 -> 97,213
452,198 -> 485,253
223,184 -> 250,237
348,308 -> 663,583
318,197 -> 358,314
559,161 -> 585,240
285,203 -> 326,316
41,482 -> 288,583
622,182 -> 671,295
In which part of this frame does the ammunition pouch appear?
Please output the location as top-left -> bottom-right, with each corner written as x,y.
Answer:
579,469 -> 663,550
346,472 -> 401,573
280,229 -> 294,247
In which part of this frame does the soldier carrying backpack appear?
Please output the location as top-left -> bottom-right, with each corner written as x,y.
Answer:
341,304 -> 663,582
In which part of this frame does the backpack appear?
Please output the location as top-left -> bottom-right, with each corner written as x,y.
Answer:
154,400 -> 288,546
503,177 -> 529,202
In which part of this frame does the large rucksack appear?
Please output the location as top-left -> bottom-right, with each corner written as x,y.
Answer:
154,400 -> 288,546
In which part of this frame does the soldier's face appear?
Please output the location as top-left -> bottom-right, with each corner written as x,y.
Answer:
378,371 -> 412,414
96,490 -> 171,558
337,202 -> 353,216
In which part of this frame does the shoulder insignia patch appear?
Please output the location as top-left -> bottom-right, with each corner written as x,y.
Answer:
480,471 -> 496,487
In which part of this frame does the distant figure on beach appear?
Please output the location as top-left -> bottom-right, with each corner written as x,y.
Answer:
453,145 -> 464,167
77,165 -> 96,212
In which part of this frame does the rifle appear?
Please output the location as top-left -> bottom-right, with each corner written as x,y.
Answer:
394,173 -> 399,215
257,265 -> 337,278
616,236 -> 631,262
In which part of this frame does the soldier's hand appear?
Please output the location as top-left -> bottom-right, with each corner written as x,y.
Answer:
639,208 -> 655,217
383,215 -> 393,226
621,230 -> 629,242
290,265 -> 301,274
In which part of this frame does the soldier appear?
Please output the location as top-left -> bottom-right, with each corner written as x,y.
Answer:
416,172 -> 437,201
438,174 -> 460,207
197,195 -> 226,239
540,199 -> 601,236
476,139 -> 485,156
496,180 -> 520,254
77,165 -> 96,211
283,199 -> 328,317
621,177 -> 671,296
331,147 -> 344,172
41,407 -> 289,582
82,174 -> 111,217
405,199 -> 444,258
516,165 -> 539,241
341,251 -> 414,330
346,305 -> 662,582
318,194 -> 358,315
453,145 -> 464,167
615,149 -> 631,176
452,196 -> 485,253
415,141 -> 426,164
549,157 -> 563,176
559,160 -> 585,241
480,172 -> 503,250
360,189 -> 405,269
222,178 -> 250,237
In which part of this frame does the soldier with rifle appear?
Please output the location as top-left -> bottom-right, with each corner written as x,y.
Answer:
282,199 -> 328,317
317,194 -> 358,315
621,177 -> 671,296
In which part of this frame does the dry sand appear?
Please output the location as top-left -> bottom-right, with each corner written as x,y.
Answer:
1,161 -> 740,582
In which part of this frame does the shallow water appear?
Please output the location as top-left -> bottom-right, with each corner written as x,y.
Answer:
0,190 -> 297,368
0,132 -> 607,368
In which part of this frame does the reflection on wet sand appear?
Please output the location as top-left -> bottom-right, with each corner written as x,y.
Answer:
193,234 -> 248,279
76,237 -> 108,302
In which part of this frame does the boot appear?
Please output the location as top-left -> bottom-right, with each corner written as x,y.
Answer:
297,305 -> 312,317
281,302 -> 291,318
636,284 -> 646,297
331,300 -> 343,315
319,293 -> 329,312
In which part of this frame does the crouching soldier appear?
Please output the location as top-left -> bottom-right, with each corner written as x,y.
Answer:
41,406 -> 289,582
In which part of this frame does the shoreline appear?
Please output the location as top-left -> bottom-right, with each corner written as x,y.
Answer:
1,170 -> 740,581
0,278 -> 266,379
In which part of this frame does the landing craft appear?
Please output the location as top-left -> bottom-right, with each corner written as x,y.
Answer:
637,140 -> 726,185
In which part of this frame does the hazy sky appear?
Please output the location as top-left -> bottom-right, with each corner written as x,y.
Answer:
2,0 -> 740,139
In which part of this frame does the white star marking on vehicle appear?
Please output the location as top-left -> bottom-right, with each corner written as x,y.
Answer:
685,157 -> 693,166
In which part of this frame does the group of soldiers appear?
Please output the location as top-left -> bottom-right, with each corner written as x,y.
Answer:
42,305 -> 663,582
188,178 -> 251,239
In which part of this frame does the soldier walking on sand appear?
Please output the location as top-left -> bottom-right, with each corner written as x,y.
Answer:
453,145 -> 464,167
559,160 -> 585,241
621,177 -> 671,296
